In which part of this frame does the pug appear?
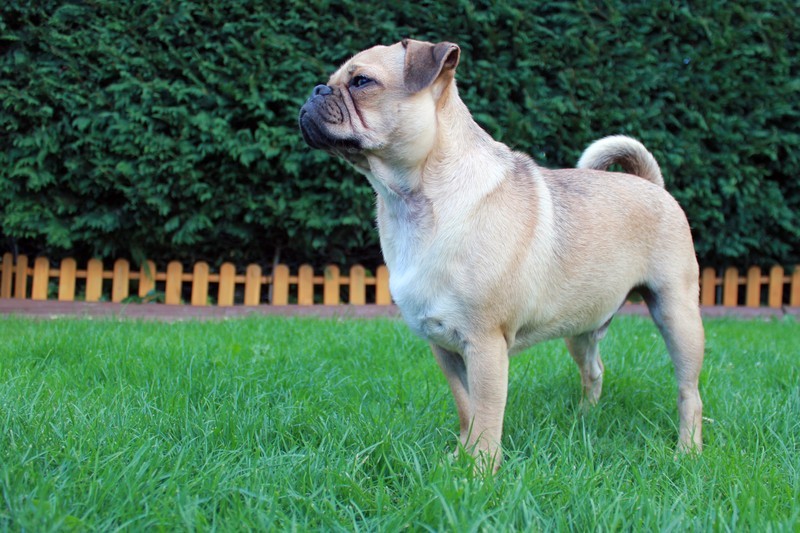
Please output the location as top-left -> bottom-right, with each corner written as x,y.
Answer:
299,39 -> 704,471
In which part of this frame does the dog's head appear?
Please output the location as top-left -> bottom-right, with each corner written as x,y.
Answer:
299,39 -> 460,170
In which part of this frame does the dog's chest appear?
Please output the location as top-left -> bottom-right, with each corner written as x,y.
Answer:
384,237 -> 470,351
389,261 -> 467,351
376,192 -> 477,351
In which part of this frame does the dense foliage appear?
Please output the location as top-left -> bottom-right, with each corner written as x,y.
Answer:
1,1 -> 798,267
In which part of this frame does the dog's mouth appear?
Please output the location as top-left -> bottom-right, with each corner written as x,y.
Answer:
299,104 -> 363,155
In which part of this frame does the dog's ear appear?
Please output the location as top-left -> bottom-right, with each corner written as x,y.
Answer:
402,39 -> 460,94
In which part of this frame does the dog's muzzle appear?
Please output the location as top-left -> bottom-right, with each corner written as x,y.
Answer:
299,85 -> 362,153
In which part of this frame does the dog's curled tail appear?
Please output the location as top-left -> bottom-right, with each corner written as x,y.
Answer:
577,135 -> 664,188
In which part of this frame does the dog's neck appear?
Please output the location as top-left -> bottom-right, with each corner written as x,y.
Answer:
364,83 -> 512,214
361,85 -> 517,273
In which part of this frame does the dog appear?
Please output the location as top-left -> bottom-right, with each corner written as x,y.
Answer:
299,39 -> 704,471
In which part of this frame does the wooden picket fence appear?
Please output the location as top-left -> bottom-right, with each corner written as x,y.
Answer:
0,253 -> 390,306
0,253 -> 799,308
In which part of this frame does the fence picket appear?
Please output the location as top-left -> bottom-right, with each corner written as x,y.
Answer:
700,267 -> 717,306
139,261 -> 156,298
376,265 -> 391,305
349,265 -> 366,305
722,267 -> 739,306
324,265 -> 340,305
244,264 -> 262,306
58,258 -> 77,301
112,259 -> 130,302
1,252 -> 13,298
218,263 -> 236,307
165,261 -> 183,305
745,266 -> 761,308
86,259 -> 104,302
32,257 -> 50,300
272,264 -> 289,305
14,254 -> 28,299
791,266 -> 800,307
298,264 -> 314,305
192,262 -> 210,306
768,266 -> 784,309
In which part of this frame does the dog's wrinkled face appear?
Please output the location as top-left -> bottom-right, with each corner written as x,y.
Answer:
299,39 -> 460,170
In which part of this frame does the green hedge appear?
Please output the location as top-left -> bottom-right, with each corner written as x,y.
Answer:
1,1 -> 798,268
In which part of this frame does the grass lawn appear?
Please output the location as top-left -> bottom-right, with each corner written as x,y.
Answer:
1,314 -> 798,531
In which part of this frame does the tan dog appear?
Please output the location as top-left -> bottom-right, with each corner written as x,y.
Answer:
299,39 -> 704,470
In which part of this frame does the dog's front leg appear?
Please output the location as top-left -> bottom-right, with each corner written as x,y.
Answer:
434,335 -> 509,471
466,335 -> 509,471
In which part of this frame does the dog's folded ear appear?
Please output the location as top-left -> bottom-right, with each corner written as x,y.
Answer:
402,39 -> 460,94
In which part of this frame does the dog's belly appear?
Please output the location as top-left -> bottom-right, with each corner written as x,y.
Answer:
507,306 -> 617,354
505,276 -> 633,354
508,323 -> 564,352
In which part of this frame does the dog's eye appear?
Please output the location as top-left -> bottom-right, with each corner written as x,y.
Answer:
350,75 -> 373,88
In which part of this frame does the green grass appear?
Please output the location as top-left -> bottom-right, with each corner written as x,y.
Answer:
1,314 -> 798,531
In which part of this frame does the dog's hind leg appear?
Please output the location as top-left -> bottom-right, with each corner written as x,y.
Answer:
642,284 -> 705,453
431,344 -> 471,449
565,327 -> 607,409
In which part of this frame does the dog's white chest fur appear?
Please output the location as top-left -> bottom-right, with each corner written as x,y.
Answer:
378,196 -> 469,352
390,259 -> 466,351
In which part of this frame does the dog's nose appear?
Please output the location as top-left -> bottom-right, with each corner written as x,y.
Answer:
312,85 -> 333,97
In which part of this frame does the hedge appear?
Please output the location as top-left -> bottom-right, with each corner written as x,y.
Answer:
1,0 -> 798,268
